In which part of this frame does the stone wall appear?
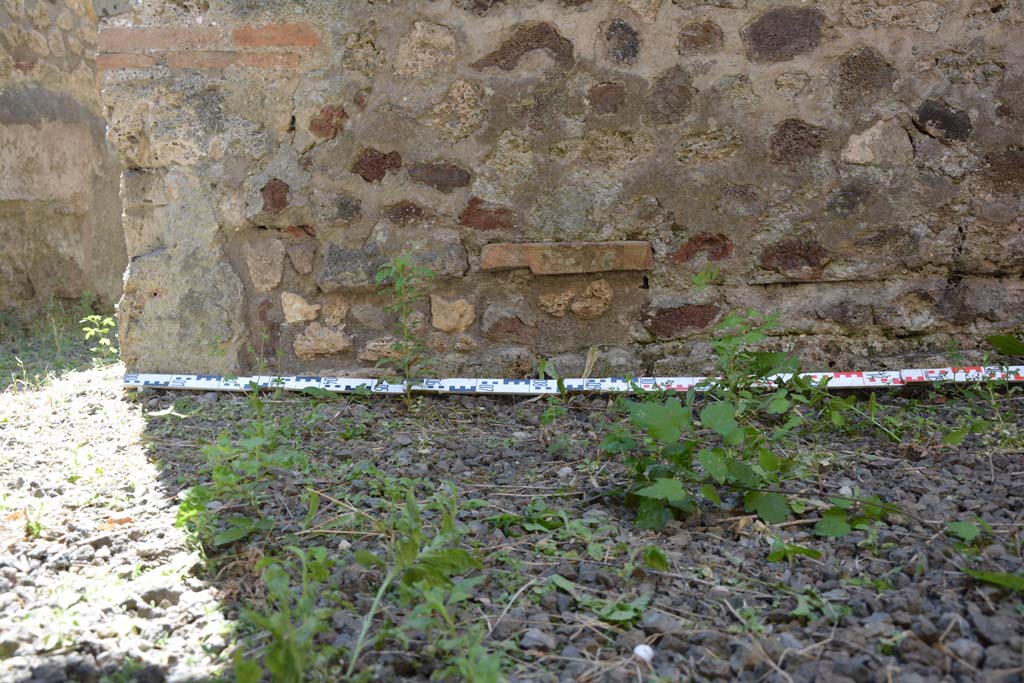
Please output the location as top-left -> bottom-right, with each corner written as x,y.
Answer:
100,0 -> 1024,376
0,0 -> 125,312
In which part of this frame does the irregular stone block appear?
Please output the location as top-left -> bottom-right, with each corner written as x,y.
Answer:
472,22 -> 574,71
670,233 -> 734,263
459,197 -> 516,231
834,47 -> 897,109
570,279 -> 613,320
281,292 -> 320,323
916,99 -> 972,142
587,82 -> 627,115
644,305 -> 720,339
381,201 -> 432,225
841,118 -> 912,167
481,241 -> 654,275
603,19 -> 640,63
769,118 -> 827,164
408,162 -> 472,193
430,80 -> 486,141
395,21 -> 458,77
742,7 -> 825,63
761,239 -> 830,280
286,241 -> 317,275
431,295 -> 476,332
293,322 -> 352,359
308,105 -> 348,139
676,127 -> 741,164
645,66 -> 696,125
351,148 -> 401,183
243,239 -> 286,292
677,19 -> 724,53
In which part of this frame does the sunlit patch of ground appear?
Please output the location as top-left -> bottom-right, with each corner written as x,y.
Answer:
0,364 -> 227,683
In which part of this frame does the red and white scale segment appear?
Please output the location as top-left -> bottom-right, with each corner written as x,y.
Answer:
124,366 -> 1024,395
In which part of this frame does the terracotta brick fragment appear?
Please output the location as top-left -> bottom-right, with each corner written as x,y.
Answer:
261,179 -> 290,214
232,23 -> 320,48
459,198 -> 515,231
481,241 -> 654,275
97,53 -> 156,70
761,239 -> 830,277
98,26 -> 223,52
351,148 -> 402,183
670,233 -> 733,263
308,105 -> 348,139
644,305 -> 720,339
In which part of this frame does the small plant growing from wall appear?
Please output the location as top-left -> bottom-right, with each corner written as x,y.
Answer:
375,253 -> 435,405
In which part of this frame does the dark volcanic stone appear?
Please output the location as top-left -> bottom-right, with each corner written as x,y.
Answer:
678,19 -> 725,53
260,178 -> 289,214
916,98 -> 973,141
644,305 -> 720,339
834,47 -> 898,108
472,22 -> 574,71
380,201 -> 431,225
588,82 -> 627,114
742,7 -> 826,63
351,148 -> 401,183
769,118 -> 827,164
645,65 -> 696,125
979,147 -> 1024,195
604,19 -> 640,63
407,162 -> 472,193
761,238 -> 830,276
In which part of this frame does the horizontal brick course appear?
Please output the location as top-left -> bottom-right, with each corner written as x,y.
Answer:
481,241 -> 654,275
98,26 -> 222,52
232,23 -> 320,48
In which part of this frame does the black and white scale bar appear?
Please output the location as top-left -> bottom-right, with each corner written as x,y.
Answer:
124,366 -> 1024,395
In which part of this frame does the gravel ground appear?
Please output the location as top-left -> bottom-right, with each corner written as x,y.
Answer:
1,365 -> 1022,683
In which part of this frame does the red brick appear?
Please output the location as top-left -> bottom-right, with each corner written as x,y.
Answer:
480,241 -> 653,275
98,26 -> 222,52
232,23 -> 320,48
644,305 -> 720,339
97,53 -> 156,70
459,197 -> 516,231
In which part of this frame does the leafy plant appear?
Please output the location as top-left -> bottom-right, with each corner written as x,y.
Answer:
549,575 -> 650,627
176,387 -> 306,550
80,313 -> 118,364
767,536 -> 821,563
622,310 -> 857,530
963,569 -> 1024,593
236,546 -> 337,683
346,487 -> 482,678
374,253 -> 435,406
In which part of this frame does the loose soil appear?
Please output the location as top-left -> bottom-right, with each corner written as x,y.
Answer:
1,363 -> 1022,683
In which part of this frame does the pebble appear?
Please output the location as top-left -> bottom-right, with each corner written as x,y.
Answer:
521,628 -> 557,650
641,609 -> 680,635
